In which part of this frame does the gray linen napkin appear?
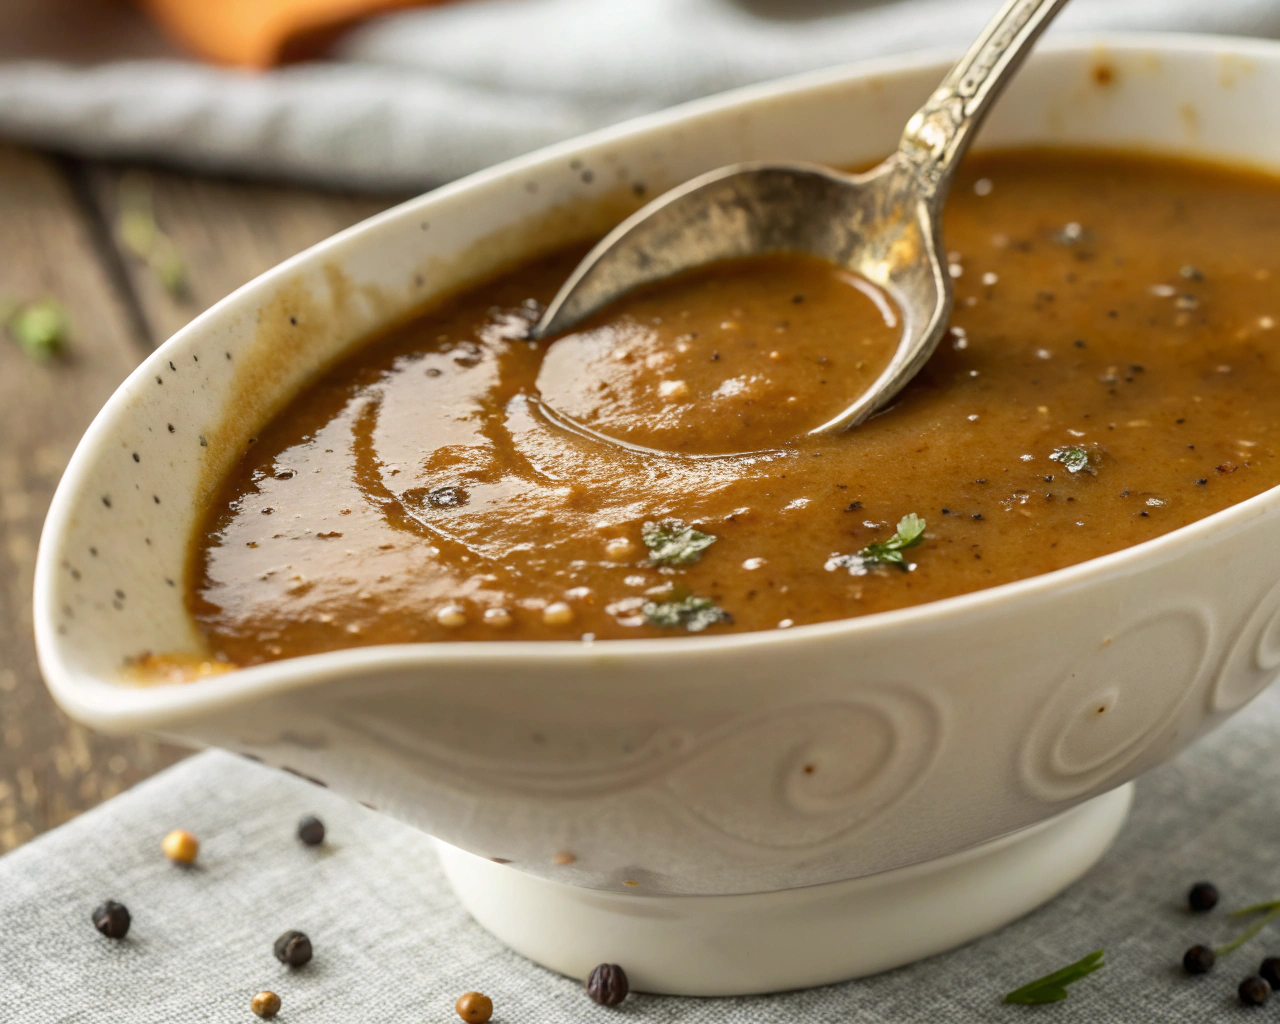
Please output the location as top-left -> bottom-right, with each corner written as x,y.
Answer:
3,682 -> 1279,1022
1,0 -> 1279,190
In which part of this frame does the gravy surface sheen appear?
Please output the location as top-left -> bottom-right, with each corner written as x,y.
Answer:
191,151 -> 1280,664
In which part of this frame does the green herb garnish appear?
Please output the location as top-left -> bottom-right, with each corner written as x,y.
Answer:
1214,901 -> 1280,956
863,512 -> 926,566
1002,950 -> 1105,1004
642,518 -> 716,566
1049,446 -> 1094,474
642,593 -> 730,632
826,513 -> 927,575
6,299 -> 70,358
118,174 -> 188,300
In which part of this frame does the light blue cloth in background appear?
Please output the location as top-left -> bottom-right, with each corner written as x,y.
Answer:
0,0 -> 1278,190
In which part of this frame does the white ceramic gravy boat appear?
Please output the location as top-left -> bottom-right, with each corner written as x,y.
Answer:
34,35 -> 1280,995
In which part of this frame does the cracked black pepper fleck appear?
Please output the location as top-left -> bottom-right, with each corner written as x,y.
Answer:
273,929 -> 313,967
297,815 -> 326,846
586,963 -> 630,1006
92,900 -> 131,939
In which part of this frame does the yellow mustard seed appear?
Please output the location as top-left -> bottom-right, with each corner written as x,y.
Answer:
251,991 -> 281,1019
542,602 -> 574,627
436,604 -> 468,629
604,538 -> 633,560
162,829 -> 199,865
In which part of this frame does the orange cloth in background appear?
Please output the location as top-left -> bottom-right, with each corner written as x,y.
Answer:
138,0 -> 445,68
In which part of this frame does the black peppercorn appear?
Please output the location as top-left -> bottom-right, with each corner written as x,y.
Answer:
1188,881 -> 1219,912
91,900 -> 131,939
1183,944 -> 1216,975
273,929 -> 313,967
1260,958 -> 1280,990
586,963 -> 629,1006
297,815 -> 326,846
1239,975 -> 1271,1006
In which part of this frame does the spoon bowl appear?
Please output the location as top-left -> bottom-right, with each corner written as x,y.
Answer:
536,158 -> 948,433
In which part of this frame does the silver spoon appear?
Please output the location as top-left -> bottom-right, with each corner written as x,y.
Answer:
534,0 -> 1069,436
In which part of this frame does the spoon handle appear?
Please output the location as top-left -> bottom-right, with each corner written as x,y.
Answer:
899,0 -> 1070,197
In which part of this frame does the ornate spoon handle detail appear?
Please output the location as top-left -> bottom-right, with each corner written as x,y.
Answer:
900,0 -> 1070,196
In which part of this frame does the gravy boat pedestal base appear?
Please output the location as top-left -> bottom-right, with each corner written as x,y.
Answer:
437,783 -> 1131,996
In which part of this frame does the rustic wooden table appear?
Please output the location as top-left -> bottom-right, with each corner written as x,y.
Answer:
0,145 -> 402,853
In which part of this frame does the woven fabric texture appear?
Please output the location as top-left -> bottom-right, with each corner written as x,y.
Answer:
4,684 -> 1280,1022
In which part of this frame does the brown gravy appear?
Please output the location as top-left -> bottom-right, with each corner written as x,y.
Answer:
190,150 -> 1280,664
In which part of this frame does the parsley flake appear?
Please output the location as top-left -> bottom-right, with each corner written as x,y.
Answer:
1002,950 -> 1105,1004
826,513 -> 927,575
642,593 -> 730,632
6,299 -> 70,359
118,174 -> 188,300
642,518 -> 716,566
1049,445 -> 1095,474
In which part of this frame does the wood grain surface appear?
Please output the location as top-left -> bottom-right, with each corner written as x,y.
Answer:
0,146 -> 402,852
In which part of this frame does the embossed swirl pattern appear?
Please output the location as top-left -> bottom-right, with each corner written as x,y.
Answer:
1019,605 -> 1213,802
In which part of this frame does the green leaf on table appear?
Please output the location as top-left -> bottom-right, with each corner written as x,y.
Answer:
1214,900 -> 1280,956
155,251 -> 187,298
642,518 -> 716,566
7,299 -> 70,359
118,206 -> 156,259
1002,950 -> 1105,1005
117,173 -> 189,300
